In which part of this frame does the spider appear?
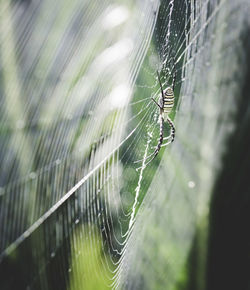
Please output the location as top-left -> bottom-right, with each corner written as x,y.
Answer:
135,68 -> 176,170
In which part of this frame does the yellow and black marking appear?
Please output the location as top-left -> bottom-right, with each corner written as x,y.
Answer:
163,87 -> 174,115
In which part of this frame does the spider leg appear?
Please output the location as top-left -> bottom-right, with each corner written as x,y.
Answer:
151,98 -> 162,109
160,115 -> 175,143
166,116 -> 175,142
162,128 -> 175,147
160,116 -> 175,148
150,136 -> 170,150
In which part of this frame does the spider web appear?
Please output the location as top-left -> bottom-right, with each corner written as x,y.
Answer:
0,0 -> 249,289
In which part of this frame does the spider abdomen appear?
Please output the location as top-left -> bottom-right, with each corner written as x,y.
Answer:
163,87 -> 174,114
